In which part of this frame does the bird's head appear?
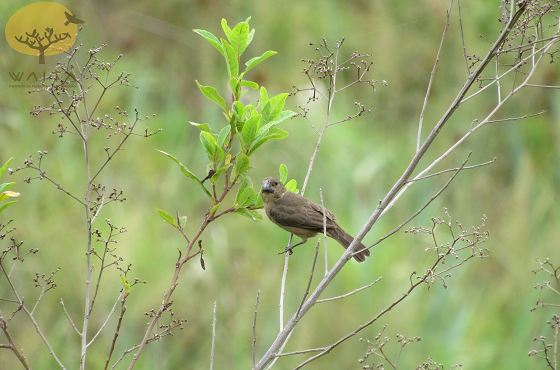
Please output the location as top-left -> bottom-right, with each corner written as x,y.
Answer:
261,177 -> 287,202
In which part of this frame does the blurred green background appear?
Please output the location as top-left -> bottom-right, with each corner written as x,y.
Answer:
1,0 -> 560,369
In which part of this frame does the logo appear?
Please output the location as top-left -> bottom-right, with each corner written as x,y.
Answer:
5,2 -> 84,65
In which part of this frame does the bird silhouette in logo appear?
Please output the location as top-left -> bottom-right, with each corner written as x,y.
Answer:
64,11 -> 84,26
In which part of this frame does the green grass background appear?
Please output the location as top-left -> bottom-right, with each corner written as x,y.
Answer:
1,0 -> 560,369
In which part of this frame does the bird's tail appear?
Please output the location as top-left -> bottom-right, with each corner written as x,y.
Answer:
328,227 -> 370,263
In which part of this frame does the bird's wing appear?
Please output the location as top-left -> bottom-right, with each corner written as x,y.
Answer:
270,192 -> 338,231
65,11 -> 71,18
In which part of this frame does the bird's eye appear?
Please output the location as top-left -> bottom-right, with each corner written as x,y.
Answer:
273,182 -> 278,185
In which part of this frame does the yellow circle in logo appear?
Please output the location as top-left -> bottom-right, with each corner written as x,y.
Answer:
5,2 -> 81,64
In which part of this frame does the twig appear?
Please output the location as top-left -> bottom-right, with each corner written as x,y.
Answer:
211,301 -> 217,370
87,293 -> 123,347
319,189 -> 328,275
296,240 -> 321,319
458,0 -> 471,75
252,293 -> 259,368
316,277 -> 382,303
275,347 -> 327,357
417,0 -> 454,152
61,298 -> 81,335
0,311 -> 30,370
404,157 -> 495,183
279,235 -> 293,331
486,110 -> 547,123
104,293 -> 127,370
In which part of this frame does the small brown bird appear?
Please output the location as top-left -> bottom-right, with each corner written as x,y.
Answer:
261,177 -> 370,262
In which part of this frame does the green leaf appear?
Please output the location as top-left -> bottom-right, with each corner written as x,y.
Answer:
270,110 -> 297,125
233,101 -> 244,116
178,216 -> 187,230
230,77 -> 241,100
250,210 -> 263,220
235,177 -> 255,206
209,202 -> 221,215
266,128 -> 289,139
0,182 -> 15,195
235,187 -> 255,207
217,125 -> 231,147
222,40 -> 239,78
241,80 -> 259,90
230,22 -> 249,58
279,164 -> 288,184
0,191 -> 19,202
247,128 -> 289,156
236,176 -> 253,200
0,157 -> 13,178
221,19 -> 232,41
247,28 -> 255,48
245,50 -> 277,73
241,103 -> 257,120
232,154 -> 249,179
189,122 -> 215,134
242,113 -> 261,151
120,274 -> 131,296
259,86 -> 269,109
158,150 -> 213,199
200,131 -> 218,159
196,81 -> 228,112
211,163 -> 231,183
285,179 -> 298,193
157,209 -> 177,227
234,207 -> 261,221
193,29 -> 224,55
252,192 -> 264,208
261,93 -> 288,126
251,110 -> 294,145
0,201 -> 16,213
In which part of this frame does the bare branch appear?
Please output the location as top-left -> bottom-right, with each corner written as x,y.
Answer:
316,277 -> 382,303
211,301 -> 217,370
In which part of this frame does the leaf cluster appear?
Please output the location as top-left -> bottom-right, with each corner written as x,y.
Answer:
159,18 -> 296,225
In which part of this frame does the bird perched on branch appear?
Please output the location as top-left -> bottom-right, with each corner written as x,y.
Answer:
261,177 -> 370,262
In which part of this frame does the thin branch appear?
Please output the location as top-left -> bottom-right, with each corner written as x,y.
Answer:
404,157 -> 495,183
279,235 -> 293,331
87,293 -> 122,348
211,301 -> 217,370
458,0 -> 471,75
417,0 -> 454,152
319,189 -> 328,275
316,277 -> 382,303
276,347 -> 327,357
252,293 -> 259,369
61,298 -> 81,335
296,240 -> 321,319
0,312 -> 30,370
486,110 -> 547,123
104,293 -> 127,370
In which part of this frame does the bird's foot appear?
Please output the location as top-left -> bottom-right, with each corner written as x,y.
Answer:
278,247 -> 294,256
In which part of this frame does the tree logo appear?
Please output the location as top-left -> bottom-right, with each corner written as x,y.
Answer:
5,2 -> 83,64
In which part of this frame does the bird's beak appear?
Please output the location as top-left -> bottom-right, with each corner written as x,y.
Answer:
262,179 -> 274,193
